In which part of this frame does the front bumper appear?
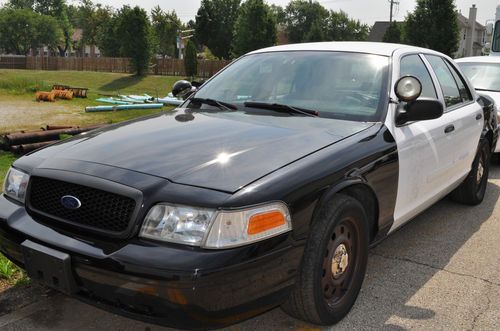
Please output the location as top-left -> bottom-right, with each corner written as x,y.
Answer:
0,195 -> 303,329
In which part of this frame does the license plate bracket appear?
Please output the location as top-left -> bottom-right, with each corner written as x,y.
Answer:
21,240 -> 78,295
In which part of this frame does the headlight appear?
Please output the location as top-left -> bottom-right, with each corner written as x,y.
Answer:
3,167 -> 30,203
140,204 -> 215,246
139,202 -> 292,249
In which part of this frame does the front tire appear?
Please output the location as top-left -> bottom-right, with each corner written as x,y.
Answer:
281,194 -> 369,325
451,139 -> 490,205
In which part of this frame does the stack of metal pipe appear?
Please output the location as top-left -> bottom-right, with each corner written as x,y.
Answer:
0,124 -> 107,155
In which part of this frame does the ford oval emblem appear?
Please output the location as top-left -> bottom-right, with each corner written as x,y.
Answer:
61,195 -> 82,210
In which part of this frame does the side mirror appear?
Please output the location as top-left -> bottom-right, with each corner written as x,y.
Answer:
191,80 -> 205,88
172,80 -> 196,99
396,98 -> 444,126
395,75 -> 422,102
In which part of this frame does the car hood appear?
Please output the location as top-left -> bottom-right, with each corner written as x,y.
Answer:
477,90 -> 500,106
31,109 -> 374,193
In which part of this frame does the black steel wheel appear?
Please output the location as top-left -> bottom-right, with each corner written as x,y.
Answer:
281,194 -> 369,325
322,218 -> 359,307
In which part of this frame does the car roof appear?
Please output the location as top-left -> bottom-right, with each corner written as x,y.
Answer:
248,41 -> 441,57
455,56 -> 500,63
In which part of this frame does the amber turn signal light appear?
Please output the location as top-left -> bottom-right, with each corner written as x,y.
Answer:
247,211 -> 286,235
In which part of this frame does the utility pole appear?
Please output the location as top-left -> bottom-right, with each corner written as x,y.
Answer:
177,29 -> 195,60
390,0 -> 394,22
389,0 -> 399,23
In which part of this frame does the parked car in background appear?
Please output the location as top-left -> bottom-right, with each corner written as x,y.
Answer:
457,56 -> 500,153
1,42 -> 497,329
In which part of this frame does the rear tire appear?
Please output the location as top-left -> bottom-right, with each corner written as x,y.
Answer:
451,139 -> 490,205
281,194 -> 369,325
491,153 -> 500,165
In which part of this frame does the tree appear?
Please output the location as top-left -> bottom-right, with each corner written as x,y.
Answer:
94,12 -> 120,57
195,0 -> 241,59
0,8 -> 61,55
151,6 -> 181,58
114,6 -> 153,75
305,18 -> 326,42
7,0 -> 73,56
232,0 -> 276,57
5,0 -> 35,9
383,21 -> 403,43
270,4 -> 285,25
405,0 -> 459,56
184,39 -> 198,77
283,0 -> 329,43
327,10 -> 369,41
69,1 -> 113,50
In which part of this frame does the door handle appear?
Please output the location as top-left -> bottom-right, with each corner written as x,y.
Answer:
476,113 -> 483,120
444,125 -> 455,134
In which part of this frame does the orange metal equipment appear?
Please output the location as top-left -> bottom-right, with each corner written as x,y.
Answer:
52,89 -> 74,100
35,91 -> 56,102
52,84 -> 88,98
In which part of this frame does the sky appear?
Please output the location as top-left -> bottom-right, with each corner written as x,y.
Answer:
69,0 -> 499,25
0,0 -> 498,25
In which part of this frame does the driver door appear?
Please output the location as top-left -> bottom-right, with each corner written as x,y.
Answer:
387,53 -> 459,229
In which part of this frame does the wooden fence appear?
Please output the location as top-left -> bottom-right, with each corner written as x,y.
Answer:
0,56 -> 230,78
0,56 -> 27,69
25,56 -> 131,73
153,58 -> 230,77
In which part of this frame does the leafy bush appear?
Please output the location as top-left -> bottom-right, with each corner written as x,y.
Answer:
184,40 -> 198,78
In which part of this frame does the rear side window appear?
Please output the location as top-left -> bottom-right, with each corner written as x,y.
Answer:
445,61 -> 473,102
400,55 -> 437,99
425,55 -> 465,108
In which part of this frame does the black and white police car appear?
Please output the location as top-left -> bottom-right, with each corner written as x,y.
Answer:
1,42 -> 497,328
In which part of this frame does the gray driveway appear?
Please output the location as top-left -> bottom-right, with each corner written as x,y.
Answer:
1,168 -> 499,330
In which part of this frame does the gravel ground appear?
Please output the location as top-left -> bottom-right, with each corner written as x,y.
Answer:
0,99 -> 80,133
0,168 -> 499,330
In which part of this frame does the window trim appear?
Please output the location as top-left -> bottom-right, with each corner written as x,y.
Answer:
399,53 -> 438,100
391,52 -> 442,127
492,21 -> 500,52
424,54 -> 473,112
444,58 -> 474,100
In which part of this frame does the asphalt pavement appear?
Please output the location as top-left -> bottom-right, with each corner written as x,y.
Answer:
0,167 -> 499,330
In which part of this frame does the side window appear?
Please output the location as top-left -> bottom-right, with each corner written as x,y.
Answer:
400,55 -> 437,99
444,61 -> 473,102
425,55 -> 463,108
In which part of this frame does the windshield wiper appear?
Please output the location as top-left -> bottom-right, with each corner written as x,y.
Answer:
243,102 -> 319,117
190,97 -> 238,111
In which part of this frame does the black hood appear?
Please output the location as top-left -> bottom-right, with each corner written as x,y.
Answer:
29,109 -> 374,193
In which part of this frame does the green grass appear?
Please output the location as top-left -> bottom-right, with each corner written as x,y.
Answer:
0,76 -> 52,95
0,253 -> 27,286
0,69 -> 180,98
0,151 -> 22,285
0,256 -> 16,279
0,151 -> 16,187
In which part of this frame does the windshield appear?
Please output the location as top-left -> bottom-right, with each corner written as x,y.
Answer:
193,51 -> 389,122
459,62 -> 500,92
